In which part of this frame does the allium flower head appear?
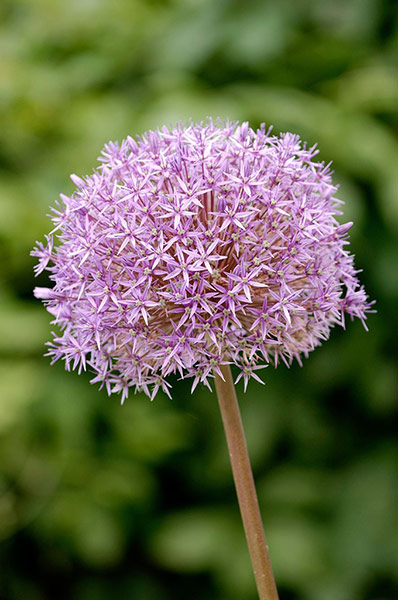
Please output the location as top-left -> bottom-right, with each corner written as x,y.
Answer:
32,120 -> 372,400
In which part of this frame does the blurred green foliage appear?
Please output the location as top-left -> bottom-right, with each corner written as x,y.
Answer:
0,0 -> 397,599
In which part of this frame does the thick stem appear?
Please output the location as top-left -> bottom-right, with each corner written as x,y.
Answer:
214,364 -> 279,600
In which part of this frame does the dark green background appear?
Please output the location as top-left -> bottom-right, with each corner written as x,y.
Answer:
0,1 -> 397,599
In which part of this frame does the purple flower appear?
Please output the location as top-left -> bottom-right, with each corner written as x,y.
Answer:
32,120 -> 372,400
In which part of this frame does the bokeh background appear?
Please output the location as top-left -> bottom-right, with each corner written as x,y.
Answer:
0,1 -> 397,599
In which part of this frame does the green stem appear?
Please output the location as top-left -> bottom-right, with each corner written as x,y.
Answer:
214,364 -> 279,600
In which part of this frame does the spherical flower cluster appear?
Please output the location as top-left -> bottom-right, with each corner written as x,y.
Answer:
32,120 -> 371,400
